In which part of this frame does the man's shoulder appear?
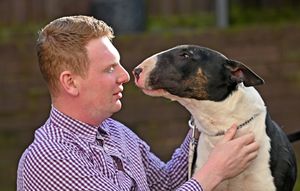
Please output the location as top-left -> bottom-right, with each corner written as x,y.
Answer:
24,134 -> 74,161
22,125 -> 82,163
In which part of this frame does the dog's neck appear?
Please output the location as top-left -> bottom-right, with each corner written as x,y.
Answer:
170,84 -> 266,136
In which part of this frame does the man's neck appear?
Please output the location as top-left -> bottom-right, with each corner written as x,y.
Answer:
52,96 -> 106,127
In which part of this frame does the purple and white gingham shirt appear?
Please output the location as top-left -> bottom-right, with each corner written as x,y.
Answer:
17,106 -> 203,191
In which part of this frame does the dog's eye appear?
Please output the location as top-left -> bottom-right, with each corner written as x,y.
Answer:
180,52 -> 189,58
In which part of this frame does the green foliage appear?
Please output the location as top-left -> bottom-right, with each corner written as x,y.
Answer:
0,23 -> 43,44
230,5 -> 300,26
147,6 -> 300,32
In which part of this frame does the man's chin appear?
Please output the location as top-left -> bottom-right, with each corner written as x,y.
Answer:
112,100 -> 123,112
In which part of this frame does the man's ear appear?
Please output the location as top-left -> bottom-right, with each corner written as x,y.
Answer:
224,59 -> 264,87
59,71 -> 79,96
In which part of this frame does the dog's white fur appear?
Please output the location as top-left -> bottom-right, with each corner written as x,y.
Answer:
166,84 -> 276,191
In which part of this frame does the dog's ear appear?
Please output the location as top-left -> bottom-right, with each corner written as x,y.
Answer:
224,59 -> 264,87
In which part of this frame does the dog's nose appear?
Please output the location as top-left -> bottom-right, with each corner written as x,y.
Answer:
133,67 -> 143,80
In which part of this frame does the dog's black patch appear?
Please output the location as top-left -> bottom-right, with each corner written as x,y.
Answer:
265,113 -> 297,191
148,45 -> 264,101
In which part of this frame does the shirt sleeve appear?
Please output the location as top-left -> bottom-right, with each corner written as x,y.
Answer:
139,129 -> 203,191
20,142 -> 123,191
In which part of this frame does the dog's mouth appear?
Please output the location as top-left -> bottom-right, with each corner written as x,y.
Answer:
134,75 -> 168,97
141,88 -> 168,97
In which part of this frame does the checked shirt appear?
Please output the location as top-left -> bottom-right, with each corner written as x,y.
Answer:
17,106 -> 203,190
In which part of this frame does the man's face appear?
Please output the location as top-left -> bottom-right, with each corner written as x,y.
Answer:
77,36 -> 130,122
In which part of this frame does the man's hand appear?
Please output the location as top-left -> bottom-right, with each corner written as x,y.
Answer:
193,124 -> 260,191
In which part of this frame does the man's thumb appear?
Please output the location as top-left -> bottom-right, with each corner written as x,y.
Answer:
221,124 -> 238,143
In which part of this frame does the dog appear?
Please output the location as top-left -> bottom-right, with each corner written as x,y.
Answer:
133,45 -> 297,191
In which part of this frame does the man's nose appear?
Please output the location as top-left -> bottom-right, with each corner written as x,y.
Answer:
118,66 -> 130,84
133,67 -> 143,80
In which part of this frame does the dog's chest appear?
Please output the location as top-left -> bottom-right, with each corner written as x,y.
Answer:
193,115 -> 276,191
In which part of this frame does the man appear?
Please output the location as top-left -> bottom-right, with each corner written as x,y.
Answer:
17,15 -> 259,191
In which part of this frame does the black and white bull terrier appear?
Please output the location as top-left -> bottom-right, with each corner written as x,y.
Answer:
133,45 -> 297,191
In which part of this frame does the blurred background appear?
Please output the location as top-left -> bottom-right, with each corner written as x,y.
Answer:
1,0 -> 300,190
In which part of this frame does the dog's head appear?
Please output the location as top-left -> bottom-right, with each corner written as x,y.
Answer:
133,45 -> 264,101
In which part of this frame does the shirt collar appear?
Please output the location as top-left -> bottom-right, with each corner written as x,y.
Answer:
50,106 -> 109,143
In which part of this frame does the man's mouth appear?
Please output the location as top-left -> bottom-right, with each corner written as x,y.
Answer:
113,92 -> 122,99
113,87 -> 124,99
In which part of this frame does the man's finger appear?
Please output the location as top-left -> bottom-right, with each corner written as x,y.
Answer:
236,132 -> 256,145
244,141 -> 260,154
220,124 -> 238,143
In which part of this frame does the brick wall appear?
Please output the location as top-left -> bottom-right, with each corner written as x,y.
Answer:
1,20 -> 300,191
